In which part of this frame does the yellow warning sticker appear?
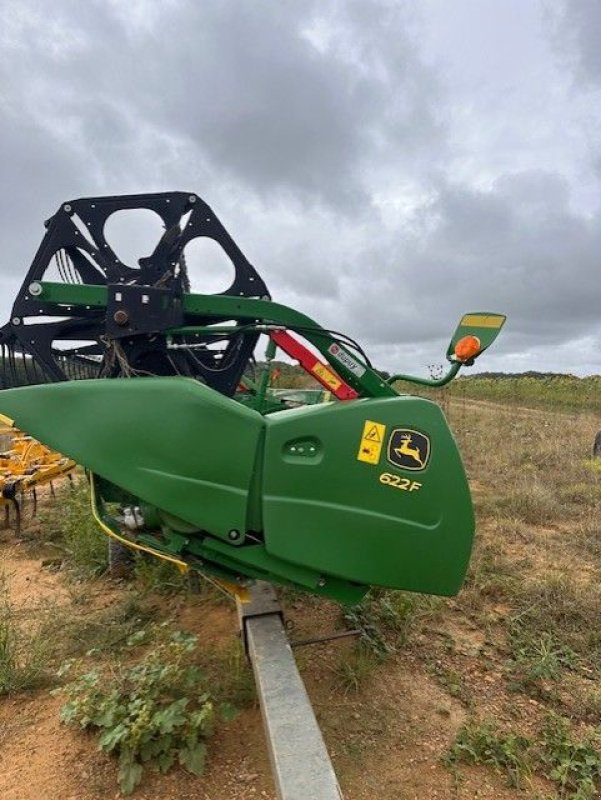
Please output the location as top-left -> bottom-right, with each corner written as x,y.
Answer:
357,419 -> 386,465
312,362 -> 342,391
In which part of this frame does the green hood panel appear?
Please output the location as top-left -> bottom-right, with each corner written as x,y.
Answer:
262,398 -> 474,595
0,378 -> 474,597
0,378 -> 264,541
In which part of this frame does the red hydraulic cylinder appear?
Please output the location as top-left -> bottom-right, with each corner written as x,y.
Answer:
270,330 -> 359,400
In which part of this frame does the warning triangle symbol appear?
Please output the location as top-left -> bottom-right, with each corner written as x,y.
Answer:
364,425 -> 381,443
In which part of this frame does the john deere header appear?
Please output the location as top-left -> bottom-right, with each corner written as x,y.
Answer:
0,192 -> 505,603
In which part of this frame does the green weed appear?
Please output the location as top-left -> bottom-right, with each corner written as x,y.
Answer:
343,589 -> 442,658
201,639 -> 255,710
59,596 -> 156,659
447,715 -> 601,799
428,662 -> 471,705
537,713 -> 601,800
333,644 -> 380,694
39,480 -> 108,579
132,556 -> 188,595
509,576 -> 601,670
507,630 -> 577,693
56,630 -> 215,795
0,571 -> 53,693
446,720 -> 532,789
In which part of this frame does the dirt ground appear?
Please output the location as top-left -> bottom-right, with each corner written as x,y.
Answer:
1,397 -> 600,799
0,539 -> 473,800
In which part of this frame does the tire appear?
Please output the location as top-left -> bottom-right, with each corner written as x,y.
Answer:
107,537 -> 135,578
593,431 -> 601,458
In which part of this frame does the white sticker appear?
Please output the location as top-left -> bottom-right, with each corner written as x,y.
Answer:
328,343 -> 366,377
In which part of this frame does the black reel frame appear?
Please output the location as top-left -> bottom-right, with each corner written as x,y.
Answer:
0,192 -> 270,396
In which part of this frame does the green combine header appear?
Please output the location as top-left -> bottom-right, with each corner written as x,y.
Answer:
0,192 -> 505,603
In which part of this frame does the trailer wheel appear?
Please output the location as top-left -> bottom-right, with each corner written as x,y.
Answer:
107,537 -> 135,578
593,431 -> 601,458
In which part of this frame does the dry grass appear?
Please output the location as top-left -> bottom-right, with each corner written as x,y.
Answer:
432,398 -> 601,796
442,400 -> 601,741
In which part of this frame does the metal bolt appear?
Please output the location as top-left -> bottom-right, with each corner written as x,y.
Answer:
317,577 -> 326,587
188,195 -> 197,203
63,204 -> 72,213
28,282 -> 42,297
228,529 -> 241,541
113,309 -> 129,326
11,317 -> 21,326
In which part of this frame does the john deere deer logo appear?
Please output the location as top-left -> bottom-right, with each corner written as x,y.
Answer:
387,429 -> 430,471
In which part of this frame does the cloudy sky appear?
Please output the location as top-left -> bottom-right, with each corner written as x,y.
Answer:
1,0 -> 601,376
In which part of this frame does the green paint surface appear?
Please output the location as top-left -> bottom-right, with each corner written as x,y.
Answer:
0,377 -> 474,600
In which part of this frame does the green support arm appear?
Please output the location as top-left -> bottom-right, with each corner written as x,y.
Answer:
31,284 -> 504,399
386,361 -> 462,388
32,282 -> 396,398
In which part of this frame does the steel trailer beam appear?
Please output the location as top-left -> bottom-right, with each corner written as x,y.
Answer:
237,583 -> 344,800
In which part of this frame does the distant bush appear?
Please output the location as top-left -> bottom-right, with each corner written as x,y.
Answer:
449,374 -> 601,413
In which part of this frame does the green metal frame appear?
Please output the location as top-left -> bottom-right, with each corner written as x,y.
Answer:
34,281 -> 393,397
33,283 -> 507,399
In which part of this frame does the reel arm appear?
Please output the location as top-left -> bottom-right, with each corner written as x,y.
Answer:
28,280 -> 398,399
22,283 -> 507,399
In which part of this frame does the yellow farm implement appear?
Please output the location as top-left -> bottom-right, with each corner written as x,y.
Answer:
0,413 -> 75,533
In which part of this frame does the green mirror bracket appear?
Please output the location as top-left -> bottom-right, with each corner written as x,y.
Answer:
387,360 -> 462,389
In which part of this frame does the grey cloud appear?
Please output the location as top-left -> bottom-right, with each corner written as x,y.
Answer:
0,0 -> 444,327
332,169 -> 601,364
1,1 -> 601,376
1,0 -> 444,211
553,0 -> 601,82
0,113 -> 92,270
